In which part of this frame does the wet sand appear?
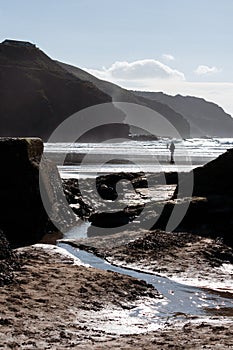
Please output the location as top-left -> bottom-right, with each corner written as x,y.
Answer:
2,163 -> 233,348
0,243 -> 233,349
66,229 -> 233,293
0,244 -> 160,349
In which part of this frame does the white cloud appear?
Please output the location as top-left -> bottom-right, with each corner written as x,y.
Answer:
162,54 -> 175,61
84,59 -> 185,82
194,65 -> 221,75
82,60 -> 232,116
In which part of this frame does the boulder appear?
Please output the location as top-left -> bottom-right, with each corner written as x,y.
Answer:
89,211 -> 131,228
96,172 -> 148,201
153,149 -> 233,247
0,138 -> 77,247
174,148 -> 233,197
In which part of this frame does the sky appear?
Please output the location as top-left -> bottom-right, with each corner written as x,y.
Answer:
1,0 -> 233,115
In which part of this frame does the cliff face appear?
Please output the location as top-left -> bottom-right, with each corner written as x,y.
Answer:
0,42 -> 129,141
134,91 -> 233,137
58,62 -> 190,138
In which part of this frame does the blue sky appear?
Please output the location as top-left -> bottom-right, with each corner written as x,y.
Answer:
1,0 -> 233,115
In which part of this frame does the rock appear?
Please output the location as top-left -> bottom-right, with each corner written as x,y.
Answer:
96,172 -> 147,200
89,211 -> 131,228
62,178 -> 81,199
190,148 -> 233,196
40,156 -> 78,234
0,230 -> 19,285
0,230 -> 13,260
97,183 -> 117,201
62,172 -> 178,238
0,138 -> 77,247
62,178 -> 93,219
63,172 -> 148,217
153,149 -> 233,247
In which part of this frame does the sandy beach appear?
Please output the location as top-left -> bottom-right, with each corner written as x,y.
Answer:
0,241 -> 233,349
1,144 -> 233,348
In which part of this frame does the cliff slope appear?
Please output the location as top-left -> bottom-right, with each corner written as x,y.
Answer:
0,41 -> 128,141
134,91 -> 233,137
58,61 -> 190,138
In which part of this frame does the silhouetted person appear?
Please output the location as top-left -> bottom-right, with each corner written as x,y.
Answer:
169,141 -> 175,164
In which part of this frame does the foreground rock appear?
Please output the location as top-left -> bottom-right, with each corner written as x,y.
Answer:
152,149 -> 233,246
62,150 -> 233,247
62,172 -> 148,234
0,138 -> 76,247
62,171 -> 177,236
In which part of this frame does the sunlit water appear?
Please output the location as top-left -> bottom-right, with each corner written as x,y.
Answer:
58,243 -> 233,327
45,137 -> 233,178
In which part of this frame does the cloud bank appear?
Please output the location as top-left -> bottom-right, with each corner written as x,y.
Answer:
85,59 -> 185,82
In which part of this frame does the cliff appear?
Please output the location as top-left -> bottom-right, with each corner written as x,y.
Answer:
58,61 -> 190,138
0,41 -> 128,141
134,91 -> 233,137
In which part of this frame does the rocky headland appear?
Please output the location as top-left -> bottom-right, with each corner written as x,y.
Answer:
60,60 -> 233,139
134,91 -> 233,137
0,40 -> 129,141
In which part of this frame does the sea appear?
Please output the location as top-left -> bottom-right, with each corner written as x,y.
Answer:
44,137 -> 233,179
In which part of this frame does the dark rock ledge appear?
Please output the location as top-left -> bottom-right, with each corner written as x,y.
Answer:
0,137 -> 77,248
153,148 -> 233,247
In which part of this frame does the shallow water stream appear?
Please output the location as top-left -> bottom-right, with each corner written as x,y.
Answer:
58,242 -> 233,326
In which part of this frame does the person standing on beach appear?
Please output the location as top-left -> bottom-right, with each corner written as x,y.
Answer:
169,141 -> 175,164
